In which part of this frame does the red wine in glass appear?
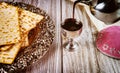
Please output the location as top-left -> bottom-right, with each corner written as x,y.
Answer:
61,0 -> 83,51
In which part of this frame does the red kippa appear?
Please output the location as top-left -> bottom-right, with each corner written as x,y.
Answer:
96,26 -> 120,59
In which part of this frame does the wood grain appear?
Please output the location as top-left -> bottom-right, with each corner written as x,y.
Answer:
0,0 -> 120,73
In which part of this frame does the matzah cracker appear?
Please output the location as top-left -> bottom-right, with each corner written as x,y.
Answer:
19,8 -> 44,32
18,8 -> 44,47
0,2 -> 21,45
0,7 -> 44,50
0,26 -> 25,64
0,31 -> 28,51
0,31 -> 27,64
0,43 -> 21,64
0,3 -> 44,64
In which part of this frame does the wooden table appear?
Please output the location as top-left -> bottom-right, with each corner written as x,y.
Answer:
1,0 -> 120,73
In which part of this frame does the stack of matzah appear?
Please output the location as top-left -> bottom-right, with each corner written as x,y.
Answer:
0,2 -> 44,64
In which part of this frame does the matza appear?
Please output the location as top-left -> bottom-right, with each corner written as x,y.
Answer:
0,2 -> 21,45
0,2 -> 44,64
19,8 -> 44,33
0,43 -> 21,64
19,8 -> 44,47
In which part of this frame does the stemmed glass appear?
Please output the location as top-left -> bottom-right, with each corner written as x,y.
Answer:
61,18 -> 82,51
61,0 -> 83,51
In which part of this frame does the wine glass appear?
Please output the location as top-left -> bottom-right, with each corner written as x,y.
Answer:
61,18 -> 82,51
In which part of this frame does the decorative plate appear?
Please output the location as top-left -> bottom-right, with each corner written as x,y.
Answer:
0,2 -> 55,73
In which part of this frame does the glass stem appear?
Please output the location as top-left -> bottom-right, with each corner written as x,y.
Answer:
69,38 -> 73,49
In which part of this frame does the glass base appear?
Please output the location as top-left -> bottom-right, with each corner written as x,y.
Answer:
63,41 -> 79,52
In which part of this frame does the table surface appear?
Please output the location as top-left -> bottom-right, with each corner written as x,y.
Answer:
1,0 -> 120,73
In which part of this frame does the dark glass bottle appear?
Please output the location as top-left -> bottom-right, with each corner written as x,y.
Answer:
94,0 -> 119,13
